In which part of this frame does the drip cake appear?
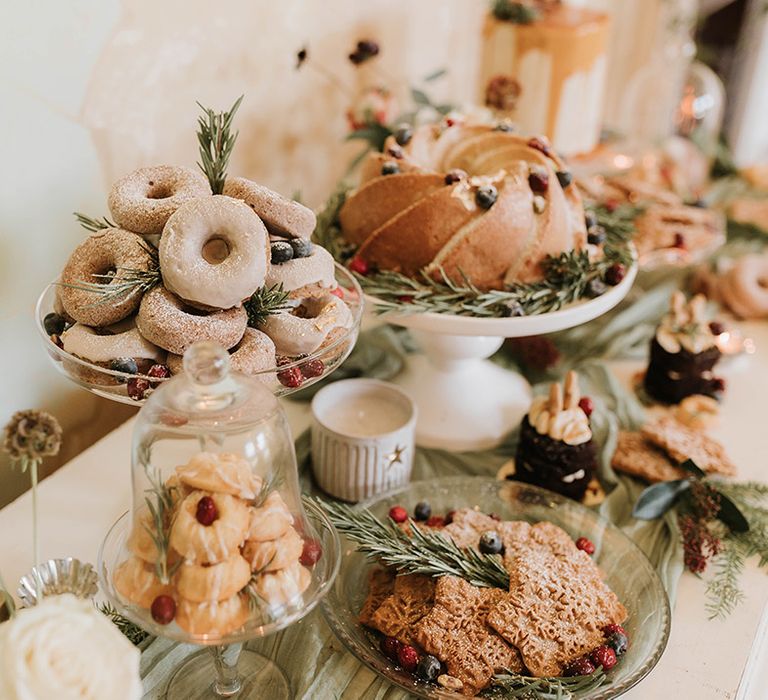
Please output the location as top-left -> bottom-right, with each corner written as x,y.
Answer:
479,1 -> 610,156
339,121 -> 588,291
512,371 -> 597,500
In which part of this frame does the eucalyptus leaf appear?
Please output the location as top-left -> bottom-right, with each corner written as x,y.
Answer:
411,88 -> 431,106
680,458 -> 707,479
717,492 -> 750,533
633,479 -> 691,520
423,68 -> 447,82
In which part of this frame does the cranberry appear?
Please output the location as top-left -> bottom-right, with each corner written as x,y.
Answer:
300,359 -> 325,378
127,377 -> 151,401
488,513 -> 502,521
195,496 -> 218,526
563,656 -> 596,676
590,645 -> 617,671
380,635 -> 402,661
397,295 -> 413,303
425,515 -> 445,528
602,623 -> 627,638
150,595 -> 176,625
147,364 -> 171,380
445,117 -> 457,127
578,397 -> 594,418
673,232 -> 686,249
329,286 -> 344,299
299,538 -> 323,566
278,366 -> 304,388
388,506 -> 408,523
575,537 -> 595,555
397,644 -> 420,672
387,145 -> 404,159
444,510 -> 455,525
349,256 -> 370,276
604,263 -> 627,286
527,136 -> 552,157
444,169 -> 467,185
528,168 -> 549,193
709,321 -> 725,336
712,377 -> 726,393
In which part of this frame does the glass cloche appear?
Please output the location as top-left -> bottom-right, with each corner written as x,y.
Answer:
99,340 -> 340,698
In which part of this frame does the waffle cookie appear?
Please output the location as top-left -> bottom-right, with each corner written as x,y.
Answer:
358,567 -> 396,627
611,431 -> 686,483
368,574 -> 436,646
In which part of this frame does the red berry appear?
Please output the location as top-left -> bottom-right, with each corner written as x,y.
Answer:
445,117 -> 457,127
528,169 -> 549,193
602,623 -> 627,638
299,538 -> 323,566
575,537 -> 595,555
127,377 -> 151,401
425,516 -> 445,528
195,496 -> 218,526
151,595 -> 176,625
590,645 -> 617,671
329,286 -> 344,299
278,366 -> 304,388
380,636 -> 401,661
300,359 -> 325,378
709,321 -> 725,336
578,397 -> 594,417
444,510 -> 455,525
527,136 -> 552,157
397,644 -> 420,672
488,512 -> 501,521
604,263 -> 627,286
563,656 -> 596,677
444,169 -> 467,185
712,377 -> 726,393
673,232 -> 686,249
349,256 -> 370,275
388,506 -> 408,523
147,364 -> 171,380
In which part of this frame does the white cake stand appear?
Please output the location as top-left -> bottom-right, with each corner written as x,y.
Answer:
365,265 -> 637,451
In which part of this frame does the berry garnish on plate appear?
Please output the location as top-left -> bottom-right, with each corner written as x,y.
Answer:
43,312 -> 67,336
380,635 -> 401,661
416,654 -> 442,681
195,496 -> 218,526
563,656 -> 596,676
110,357 -> 138,380
127,377 -> 151,401
604,263 -> 627,286
300,359 -> 325,379
528,167 -> 549,193
444,169 -> 467,185
299,538 -> 323,566
388,505 -> 408,523
271,241 -> 294,264
606,631 -> 629,656
578,396 -> 594,418
425,515 -> 445,528
394,125 -> 413,146
590,645 -> 617,671
147,363 -> 171,380
479,530 -> 503,554
150,595 -> 176,625
290,238 -> 314,259
414,501 -> 431,521
381,161 -> 400,176
277,365 -> 304,388
349,256 -> 370,276
475,185 -> 498,210
397,644 -> 420,673
575,537 -> 595,555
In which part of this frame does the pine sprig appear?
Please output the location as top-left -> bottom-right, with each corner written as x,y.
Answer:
243,284 -> 293,327
311,497 -> 509,589
196,95 -> 243,194
312,183 -> 355,262
705,538 -> 746,620
485,667 -> 608,699
74,212 -> 116,232
98,602 -> 151,647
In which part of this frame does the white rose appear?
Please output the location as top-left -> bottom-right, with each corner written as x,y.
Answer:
0,593 -> 142,700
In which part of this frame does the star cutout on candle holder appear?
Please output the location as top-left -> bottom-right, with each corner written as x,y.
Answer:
385,445 -> 407,469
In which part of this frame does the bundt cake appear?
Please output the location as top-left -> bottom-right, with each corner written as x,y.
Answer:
338,121 -> 588,291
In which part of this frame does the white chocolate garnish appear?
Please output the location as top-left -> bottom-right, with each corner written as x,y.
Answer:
527,371 -> 592,445
656,291 -> 717,354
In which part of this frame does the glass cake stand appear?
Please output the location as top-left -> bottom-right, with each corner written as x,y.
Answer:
322,476 -> 670,700
35,263 -> 363,404
364,262 -> 637,451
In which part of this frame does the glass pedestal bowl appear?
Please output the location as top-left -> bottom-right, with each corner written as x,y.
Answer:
36,263 -> 362,404
321,476 -> 670,699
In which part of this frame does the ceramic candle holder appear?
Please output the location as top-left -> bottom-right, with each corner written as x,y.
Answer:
310,379 -> 417,502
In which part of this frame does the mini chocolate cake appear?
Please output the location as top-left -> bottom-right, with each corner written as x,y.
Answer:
643,292 -> 724,405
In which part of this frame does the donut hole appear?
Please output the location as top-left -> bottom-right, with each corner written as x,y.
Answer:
146,181 -> 173,200
202,237 -> 231,265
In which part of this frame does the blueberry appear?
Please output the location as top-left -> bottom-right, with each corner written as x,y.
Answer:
587,225 -> 606,245
416,654 -> 442,682
381,161 -> 400,176
110,357 -> 138,382
556,170 -> 573,188
586,279 -> 607,298
501,301 -> 525,317
271,241 -> 294,264
290,238 -> 314,259
475,185 -> 498,209
394,125 -> 413,146
414,501 -> 431,521
584,210 -> 598,229
479,530 -> 503,554
44,312 -> 66,336
607,631 -> 629,656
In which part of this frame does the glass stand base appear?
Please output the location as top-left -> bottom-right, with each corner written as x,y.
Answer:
165,649 -> 291,699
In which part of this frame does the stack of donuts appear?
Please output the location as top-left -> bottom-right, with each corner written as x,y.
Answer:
114,451 -> 314,638
692,253 -> 768,320
49,165 -> 353,398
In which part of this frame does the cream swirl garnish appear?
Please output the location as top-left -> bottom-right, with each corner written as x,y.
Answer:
656,292 -> 716,354
528,371 -> 591,445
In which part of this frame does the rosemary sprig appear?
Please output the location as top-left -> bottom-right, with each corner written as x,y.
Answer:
705,538 -> 746,620
484,667 -> 608,699
252,473 -> 285,508
74,212 -> 116,232
196,95 -> 243,194
141,458 -> 178,585
312,497 -> 509,589
98,602 -> 151,647
243,284 -> 293,327
312,183 -> 355,262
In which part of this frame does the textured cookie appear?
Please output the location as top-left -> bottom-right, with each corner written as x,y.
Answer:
612,431 -> 685,483
415,576 -> 522,696
642,415 -> 736,476
358,567 -> 396,627
441,508 -> 532,554
488,521 -> 627,677
369,574 -> 436,646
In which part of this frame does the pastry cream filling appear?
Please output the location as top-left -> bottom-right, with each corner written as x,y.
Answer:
527,371 -> 591,445
656,292 -> 716,354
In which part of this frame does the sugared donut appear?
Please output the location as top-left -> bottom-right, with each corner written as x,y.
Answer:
176,452 -> 261,500
266,243 -> 336,293
252,561 -> 311,608
241,527 -> 303,573
719,254 -> 768,319
168,328 -> 276,378
248,491 -> 294,542
136,285 -> 247,355
223,177 -> 316,239
108,165 -> 211,236
61,321 -> 164,366
169,490 -> 250,564
177,554 -> 251,603
260,292 -> 353,356
159,195 -> 269,309
59,228 -> 154,326
175,593 -> 250,637
113,556 -> 173,608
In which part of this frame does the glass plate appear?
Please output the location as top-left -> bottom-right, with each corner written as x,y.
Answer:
321,476 -> 670,699
35,263 -> 363,404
